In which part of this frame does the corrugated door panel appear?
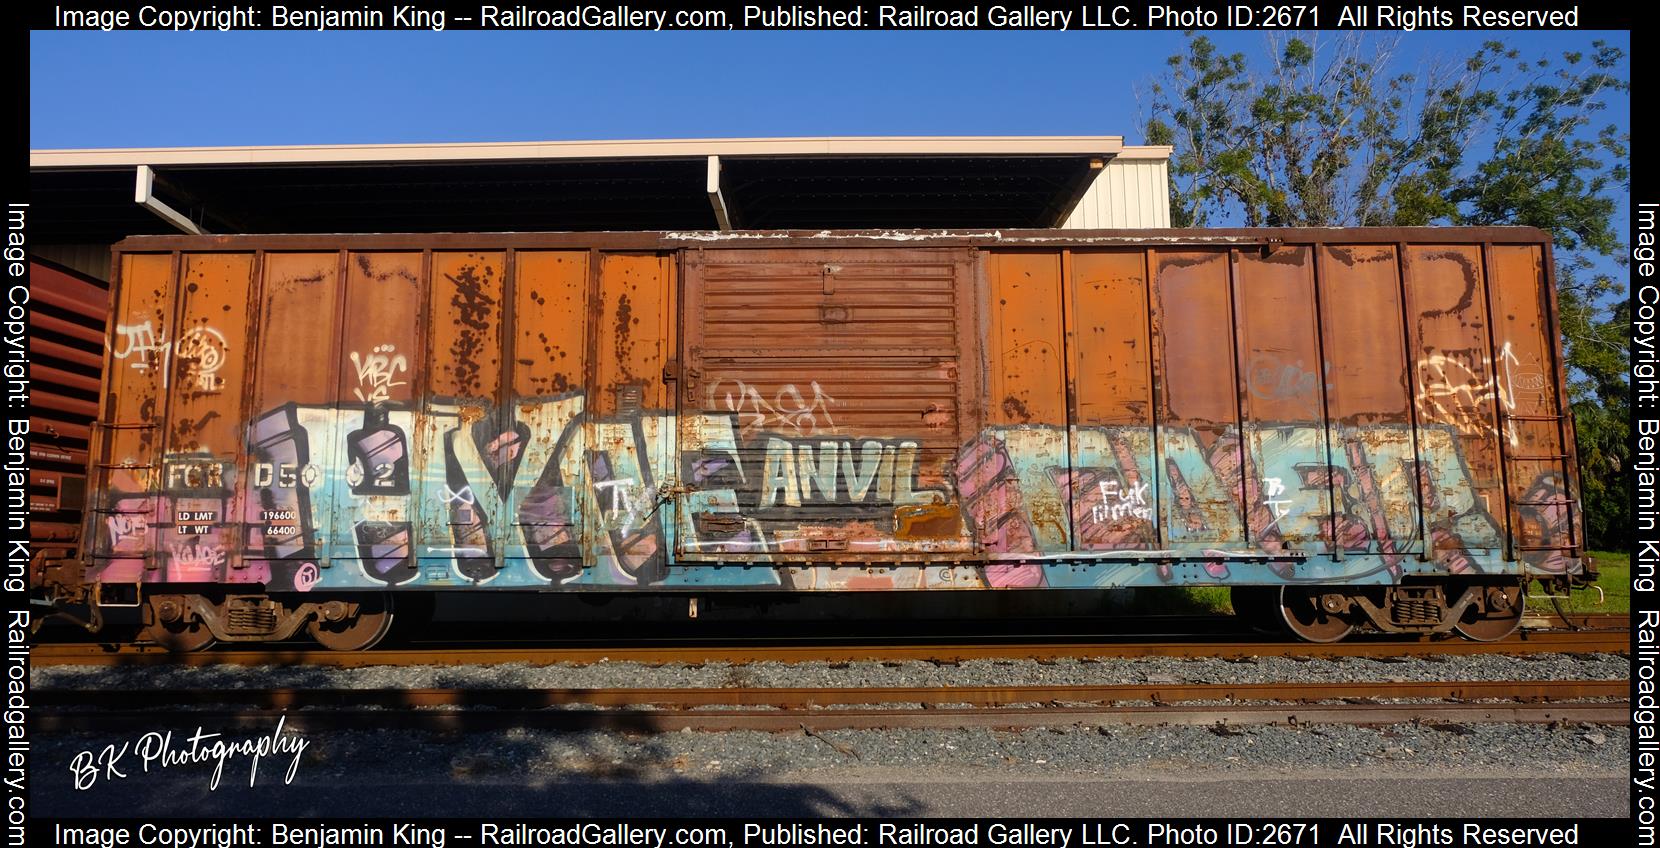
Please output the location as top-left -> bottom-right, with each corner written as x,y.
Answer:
157,253 -> 256,582
506,251 -> 589,583
418,252 -> 504,584
89,253 -> 176,582
681,249 -> 970,558
696,257 -> 959,355
1488,244 -> 1577,568
327,253 -> 423,587
243,253 -> 339,592
1319,245 -> 1421,557
1403,245 -> 1504,556
983,252 -> 1069,553
1232,247 -> 1326,549
1065,250 -> 1156,551
1150,250 -> 1244,545
587,253 -> 674,584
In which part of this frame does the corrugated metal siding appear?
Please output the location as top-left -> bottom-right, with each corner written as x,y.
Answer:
28,261 -> 109,549
33,244 -> 113,282
1060,159 -> 1171,229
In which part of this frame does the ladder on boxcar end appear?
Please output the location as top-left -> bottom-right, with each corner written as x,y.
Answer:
1498,409 -> 1581,563
84,419 -> 163,577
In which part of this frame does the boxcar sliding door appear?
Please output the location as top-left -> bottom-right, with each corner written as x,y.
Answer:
675,248 -> 977,569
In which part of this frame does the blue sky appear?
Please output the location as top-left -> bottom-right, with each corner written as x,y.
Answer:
30,29 -> 1630,148
28,27 -> 1632,269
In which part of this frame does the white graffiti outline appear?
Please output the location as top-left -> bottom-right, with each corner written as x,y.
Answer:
1496,341 -> 1549,446
167,543 -> 227,574
710,379 -> 840,439
1415,350 -> 1499,440
104,512 -> 149,547
1089,478 -> 1151,523
1419,343 -> 1552,447
110,320 -> 172,379
174,326 -> 228,392
109,321 -> 230,391
350,344 -> 410,405
1261,476 -> 1293,532
593,478 -> 653,530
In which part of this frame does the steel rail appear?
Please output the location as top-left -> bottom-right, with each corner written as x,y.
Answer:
34,702 -> 1627,733
32,679 -> 1628,710
30,628 -> 1629,667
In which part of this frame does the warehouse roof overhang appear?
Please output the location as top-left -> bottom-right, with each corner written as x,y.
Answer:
29,136 -> 1170,242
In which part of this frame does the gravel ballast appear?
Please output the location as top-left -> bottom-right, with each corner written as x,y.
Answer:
33,651 -> 1629,691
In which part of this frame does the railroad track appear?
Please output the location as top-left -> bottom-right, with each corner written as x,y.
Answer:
35,679 -> 1628,732
31,625 -> 1629,667
1520,612 -> 1628,629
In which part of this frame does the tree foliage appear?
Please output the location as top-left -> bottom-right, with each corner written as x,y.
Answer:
1141,33 -> 1630,548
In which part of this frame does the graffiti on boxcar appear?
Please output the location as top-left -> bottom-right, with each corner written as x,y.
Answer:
1498,343 -> 1549,414
749,437 -> 938,510
710,378 -> 840,439
350,344 -> 410,405
1495,341 -> 1551,448
109,321 -> 230,393
166,542 -> 226,580
1260,477 -> 1292,532
1415,348 -> 1503,439
1245,354 -> 1320,417
104,511 -> 148,547
110,321 -> 234,394
344,410 -> 411,495
110,320 -> 171,377
88,394 -> 1573,591
174,326 -> 228,392
588,448 -> 668,584
1414,338 -> 1553,448
1087,477 -> 1151,524
1052,467 -> 1154,551
958,433 -> 1044,588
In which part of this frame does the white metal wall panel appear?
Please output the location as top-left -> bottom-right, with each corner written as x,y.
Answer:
1060,158 -> 1171,229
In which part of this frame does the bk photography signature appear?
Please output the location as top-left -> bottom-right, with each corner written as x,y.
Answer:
70,716 -> 311,791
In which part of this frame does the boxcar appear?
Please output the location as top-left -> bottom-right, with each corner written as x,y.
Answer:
36,228 -> 1590,648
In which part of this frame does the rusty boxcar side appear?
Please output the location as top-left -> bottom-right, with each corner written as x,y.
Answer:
62,228 -> 1583,642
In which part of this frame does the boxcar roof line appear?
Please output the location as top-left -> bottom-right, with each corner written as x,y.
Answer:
112,226 -> 1556,253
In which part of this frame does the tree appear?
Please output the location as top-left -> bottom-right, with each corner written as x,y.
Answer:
1141,33 -> 1630,549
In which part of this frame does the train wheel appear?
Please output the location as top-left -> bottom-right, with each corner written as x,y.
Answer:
307,594 -> 394,651
1453,583 -> 1525,642
142,595 -> 217,652
1278,586 -> 1355,643
1229,586 -> 1286,634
